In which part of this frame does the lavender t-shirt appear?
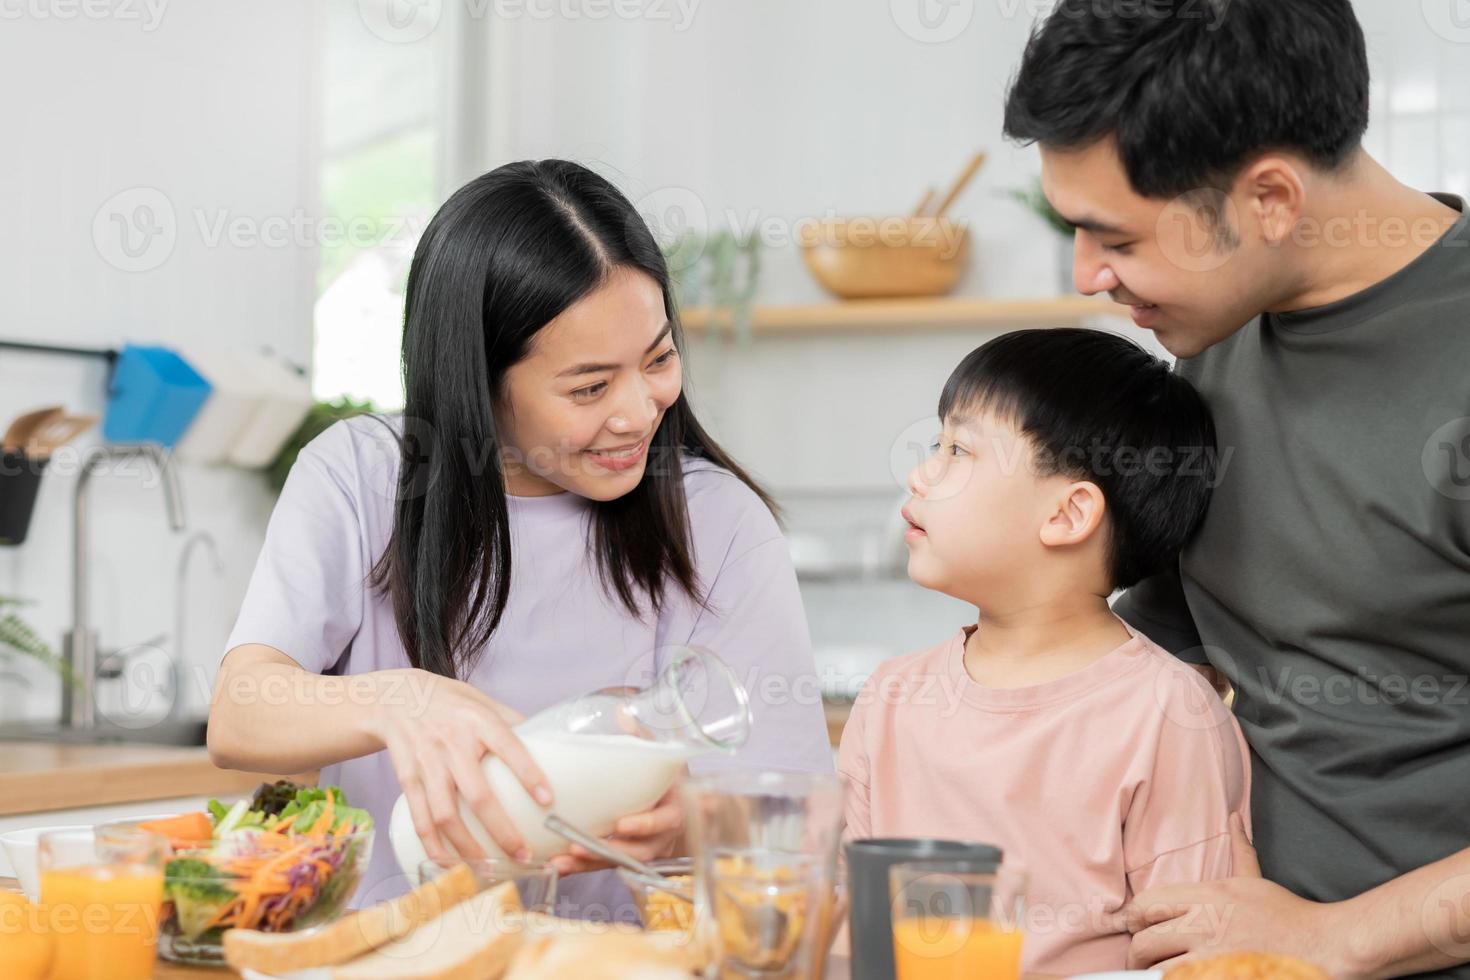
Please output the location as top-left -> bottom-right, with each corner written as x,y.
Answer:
223,415 -> 833,915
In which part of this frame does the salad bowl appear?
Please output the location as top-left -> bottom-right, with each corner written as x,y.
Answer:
132,780 -> 375,965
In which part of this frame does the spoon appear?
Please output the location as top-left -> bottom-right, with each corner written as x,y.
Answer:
542,813 -> 694,902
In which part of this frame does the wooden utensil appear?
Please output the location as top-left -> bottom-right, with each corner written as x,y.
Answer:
931,151 -> 988,220
24,413 -> 98,459
2,406 -> 64,455
910,186 -> 936,219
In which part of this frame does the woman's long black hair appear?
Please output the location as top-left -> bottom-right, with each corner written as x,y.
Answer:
369,160 -> 777,680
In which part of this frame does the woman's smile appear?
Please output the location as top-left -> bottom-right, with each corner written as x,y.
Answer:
582,436 -> 649,472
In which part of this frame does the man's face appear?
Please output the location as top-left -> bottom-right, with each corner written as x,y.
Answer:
1041,138 -> 1284,358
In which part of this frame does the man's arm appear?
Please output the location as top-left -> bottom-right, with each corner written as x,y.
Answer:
1335,844 -> 1470,977
1125,819 -> 1470,977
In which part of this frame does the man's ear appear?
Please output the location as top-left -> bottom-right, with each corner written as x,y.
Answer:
1039,481 -> 1106,548
1237,155 -> 1307,246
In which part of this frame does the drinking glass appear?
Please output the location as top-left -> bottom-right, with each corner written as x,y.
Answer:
888,862 -> 1027,980
682,770 -> 844,978
38,826 -> 167,980
417,857 -> 558,914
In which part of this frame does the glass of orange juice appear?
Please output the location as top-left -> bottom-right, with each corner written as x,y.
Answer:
888,862 -> 1027,980
38,827 -> 167,980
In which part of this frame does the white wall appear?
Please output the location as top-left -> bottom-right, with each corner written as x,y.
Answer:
0,2 -> 320,722
488,0 -> 1063,305
1358,1 -> 1470,198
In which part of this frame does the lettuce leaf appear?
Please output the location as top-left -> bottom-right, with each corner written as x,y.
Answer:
277,786 -> 372,833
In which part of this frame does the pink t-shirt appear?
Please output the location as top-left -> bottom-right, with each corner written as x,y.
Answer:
837,620 -> 1251,976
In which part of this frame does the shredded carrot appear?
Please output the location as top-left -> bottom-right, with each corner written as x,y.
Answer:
201,896 -> 239,932
258,842 -> 312,878
271,812 -> 298,834
308,795 -> 335,837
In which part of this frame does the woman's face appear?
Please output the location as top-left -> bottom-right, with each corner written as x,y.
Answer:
496,265 -> 683,501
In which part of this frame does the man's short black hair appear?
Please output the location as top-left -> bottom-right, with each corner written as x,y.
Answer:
1003,0 -> 1369,198
939,328 -> 1216,590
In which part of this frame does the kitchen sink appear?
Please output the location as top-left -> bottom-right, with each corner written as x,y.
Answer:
0,717 -> 210,747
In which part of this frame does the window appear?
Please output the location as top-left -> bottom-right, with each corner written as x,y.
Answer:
312,0 -> 447,411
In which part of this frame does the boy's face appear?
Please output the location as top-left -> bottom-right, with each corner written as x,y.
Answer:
1040,138 -> 1287,359
901,410 -> 1061,602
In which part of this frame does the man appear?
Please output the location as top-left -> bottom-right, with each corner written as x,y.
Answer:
1003,0 -> 1470,976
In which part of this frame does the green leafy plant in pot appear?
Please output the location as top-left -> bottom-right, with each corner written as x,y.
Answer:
663,229 -> 762,344
1003,178 -> 1076,295
266,395 -> 378,495
0,595 -> 77,693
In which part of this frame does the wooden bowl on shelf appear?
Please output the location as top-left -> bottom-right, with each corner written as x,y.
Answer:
797,215 -> 969,300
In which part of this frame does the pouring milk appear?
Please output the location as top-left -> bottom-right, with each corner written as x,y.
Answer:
389,647 -> 752,875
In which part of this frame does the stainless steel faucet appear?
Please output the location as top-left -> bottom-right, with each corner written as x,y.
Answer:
170,529 -> 223,720
61,444 -> 186,730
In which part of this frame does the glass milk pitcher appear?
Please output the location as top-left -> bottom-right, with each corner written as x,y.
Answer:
390,647 -> 752,871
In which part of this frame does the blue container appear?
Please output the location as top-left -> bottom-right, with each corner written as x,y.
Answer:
103,345 -> 213,448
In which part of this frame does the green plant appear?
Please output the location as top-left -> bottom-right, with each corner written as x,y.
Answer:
1003,178 -> 1074,237
664,229 -> 762,343
0,595 -> 73,686
267,395 -> 378,494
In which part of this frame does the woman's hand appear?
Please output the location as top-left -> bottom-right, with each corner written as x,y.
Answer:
548,783 -> 687,875
367,667 -> 553,867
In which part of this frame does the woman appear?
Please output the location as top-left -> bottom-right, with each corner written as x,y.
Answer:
207,160 -> 832,915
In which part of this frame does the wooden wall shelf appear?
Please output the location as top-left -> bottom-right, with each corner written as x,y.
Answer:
679,296 -> 1116,335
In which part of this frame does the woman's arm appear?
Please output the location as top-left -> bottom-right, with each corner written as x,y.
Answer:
208,643 -> 389,774
209,642 -> 553,866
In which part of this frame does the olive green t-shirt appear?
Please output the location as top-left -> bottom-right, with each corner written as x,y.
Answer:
1115,193 -> 1470,977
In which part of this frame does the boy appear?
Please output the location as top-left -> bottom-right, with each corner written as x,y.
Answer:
839,328 -> 1249,975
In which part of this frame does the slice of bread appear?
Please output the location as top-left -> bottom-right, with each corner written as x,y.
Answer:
331,881 -> 524,980
502,933 -> 696,980
1165,952 -> 1330,979
222,863 -> 478,975
502,911 -> 706,980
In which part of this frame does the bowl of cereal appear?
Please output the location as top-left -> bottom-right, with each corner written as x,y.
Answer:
618,857 -> 695,935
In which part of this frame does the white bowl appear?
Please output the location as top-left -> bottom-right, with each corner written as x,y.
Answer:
1,812 -> 183,902
0,824 -> 92,902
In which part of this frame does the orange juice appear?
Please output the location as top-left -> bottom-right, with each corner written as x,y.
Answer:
892,916 -> 1023,980
40,864 -> 164,980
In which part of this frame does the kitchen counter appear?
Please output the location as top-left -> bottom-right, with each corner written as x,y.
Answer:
0,742 -> 305,816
